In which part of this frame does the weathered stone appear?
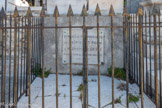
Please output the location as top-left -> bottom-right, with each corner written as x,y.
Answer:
47,0 -> 87,15
62,29 -> 104,64
88,0 -> 123,15
44,15 -> 124,74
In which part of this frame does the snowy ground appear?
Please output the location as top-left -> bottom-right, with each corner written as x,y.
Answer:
17,74 -> 155,108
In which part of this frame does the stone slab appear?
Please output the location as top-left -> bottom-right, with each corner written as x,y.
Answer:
62,29 -> 104,64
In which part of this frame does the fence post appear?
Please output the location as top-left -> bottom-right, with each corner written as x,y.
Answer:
108,5 -> 115,108
26,7 -> 32,108
123,7 -> 129,108
81,5 -> 88,108
40,7 -> 45,108
137,6 -> 144,108
0,7 -> 6,108
152,6 -> 159,108
158,10 -> 161,107
67,5 -> 74,108
94,4 -> 101,108
53,6 -> 59,108
13,7 -> 19,108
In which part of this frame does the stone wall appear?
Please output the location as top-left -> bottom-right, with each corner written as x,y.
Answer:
88,0 -> 123,15
47,0 -> 123,15
44,15 -> 124,74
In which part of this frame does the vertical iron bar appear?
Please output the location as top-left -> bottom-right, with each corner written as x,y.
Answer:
27,13 -> 32,108
17,17 -> 20,98
111,15 -> 115,108
20,17 -> 23,96
0,12 -> 4,108
8,13 -> 12,108
69,15 -> 72,108
97,15 -> 101,108
145,12 -> 148,94
133,14 -> 135,81
125,15 -> 129,108
158,12 -> 162,107
55,9 -> 59,108
149,12 -> 152,97
41,13 -> 45,108
136,15 -> 138,83
86,29 -> 88,108
25,16 -> 28,96
3,11 -> 7,107
154,14 -> 159,108
82,14 -> 87,108
13,10 -> 18,108
139,11 -> 144,108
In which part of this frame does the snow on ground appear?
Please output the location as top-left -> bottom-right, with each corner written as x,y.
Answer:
17,74 -> 155,108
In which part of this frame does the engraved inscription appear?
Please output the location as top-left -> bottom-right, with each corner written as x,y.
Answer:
63,30 -> 104,64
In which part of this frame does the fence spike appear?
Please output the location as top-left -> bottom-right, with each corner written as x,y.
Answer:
53,6 -> 59,17
94,4 -> 101,16
123,7 -> 129,16
108,5 -> 115,16
13,7 -> 19,18
26,7 -> 32,17
0,7 -> 6,19
80,4 -> 88,16
40,7 -> 46,17
137,5 -> 143,16
67,5 -> 74,16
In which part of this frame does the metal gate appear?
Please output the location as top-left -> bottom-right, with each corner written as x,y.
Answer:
0,4 -> 161,108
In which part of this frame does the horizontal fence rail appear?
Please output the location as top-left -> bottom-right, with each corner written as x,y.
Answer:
0,4 -> 161,108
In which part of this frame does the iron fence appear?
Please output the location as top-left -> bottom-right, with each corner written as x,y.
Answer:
0,3 -> 161,108
128,6 -> 162,108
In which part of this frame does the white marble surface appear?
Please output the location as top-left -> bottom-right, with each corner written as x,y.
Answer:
0,0 -> 29,11
47,0 -> 87,15
17,74 -> 155,108
88,0 -> 123,15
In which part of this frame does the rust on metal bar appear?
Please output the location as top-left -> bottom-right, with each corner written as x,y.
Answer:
137,5 -> 144,108
81,4 -> 88,108
53,5 -> 59,108
8,13 -> 12,108
67,4 -> 74,108
152,6 -> 159,108
0,7 -> 6,108
26,7 -> 32,108
95,4 -> 101,108
13,7 -> 19,108
123,7 -> 129,108
109,5 -> 115,108
158,10 -> 162,107
40,7 -> 46,108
